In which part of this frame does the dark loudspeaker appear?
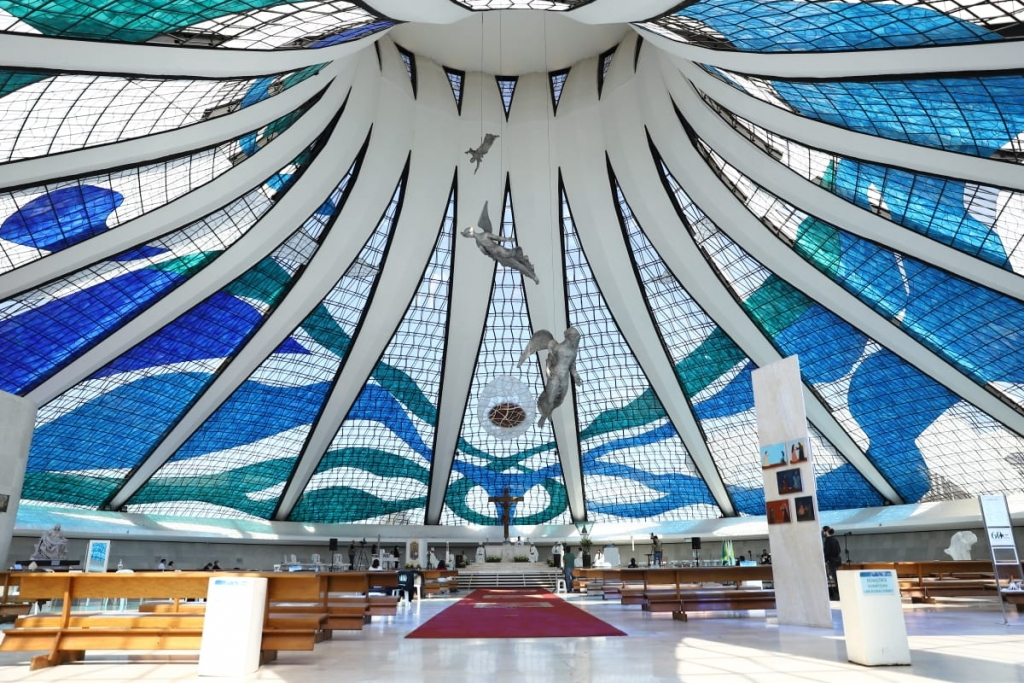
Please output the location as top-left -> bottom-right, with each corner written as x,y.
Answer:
329,538 -> 338,551
691,537 -> 702,550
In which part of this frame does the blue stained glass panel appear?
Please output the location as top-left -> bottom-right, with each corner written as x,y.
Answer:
0,105 -> 309,275
0,139 -> 318,397
23,221 -> 330,508
703,99 -> 1024,270
561,186 -> 717,520
643,0 -> 1000,53
690,132 -> 1024,412
126,175 -> 400,519
441,189 -> 568,526
291,188 -> 457,525
707,67 -> 1024,164
614,176 -> 882,511
660,158 -> 1024,502
0,0 -> 389,50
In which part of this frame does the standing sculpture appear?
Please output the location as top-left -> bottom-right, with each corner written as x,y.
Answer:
943,530 -> 978,561
461,201 -> 539,284
518,327 -> 582,427
465,133 -> 499,174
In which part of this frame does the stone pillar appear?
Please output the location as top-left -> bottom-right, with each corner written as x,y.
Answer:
752,356 -> 832,628
0,391 -> 37,568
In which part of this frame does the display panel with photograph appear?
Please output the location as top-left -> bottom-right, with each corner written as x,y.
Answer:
794,496 -> 815,522
766,499 -> 791,524
761,442 -> 787,469
776,468 -> 803,494
787,438 -> 808,464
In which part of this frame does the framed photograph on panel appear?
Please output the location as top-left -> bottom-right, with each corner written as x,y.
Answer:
760,443 -> 787,469
766,499 -> 791,524
787,438 -> 808,464
794,496 -> 815,522
776,468 -> 803,494
85,540 -> 111,573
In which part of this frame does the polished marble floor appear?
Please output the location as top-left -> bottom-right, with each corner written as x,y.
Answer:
0,595 -> 1021,682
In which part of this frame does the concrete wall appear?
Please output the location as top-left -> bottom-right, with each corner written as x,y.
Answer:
7,536 -> 486,571
10,526 -> 1022,571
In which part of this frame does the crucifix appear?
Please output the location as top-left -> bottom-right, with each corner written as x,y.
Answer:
488,488 -> 523,541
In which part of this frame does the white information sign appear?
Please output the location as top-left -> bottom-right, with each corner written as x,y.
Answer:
859,570 -> 897,596
980,495 -> 1012,528
988,528 -> 1015,548
198,576 -> 267,677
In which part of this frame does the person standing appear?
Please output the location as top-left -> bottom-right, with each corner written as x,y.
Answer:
552,541 -> 563,569
563,546 -> 575,592
651,534 -> 663,567
823,527 -> 842,600
348,541 -> 356,570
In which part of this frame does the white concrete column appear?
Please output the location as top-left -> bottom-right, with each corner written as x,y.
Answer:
0,391 -> 37,568
753,356 -> 832,629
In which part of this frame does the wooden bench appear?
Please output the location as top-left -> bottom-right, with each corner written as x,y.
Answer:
597,569 -> 624,600
609,566 -> 773,603
0,572 -> 31,621
0,572 -> 326,669
845,561 -> 1010,604
1002,591 -> 1024,613
646,589 -> 777,620
420,570 -> 458,597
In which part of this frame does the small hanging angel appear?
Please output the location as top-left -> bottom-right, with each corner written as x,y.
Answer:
461,201 -> 539,284
465,134 -> 499,174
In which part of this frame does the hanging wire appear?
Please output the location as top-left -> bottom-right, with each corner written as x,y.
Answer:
498,10 -> 506,233
543,13 -> 557,325
479,14 -> 484,149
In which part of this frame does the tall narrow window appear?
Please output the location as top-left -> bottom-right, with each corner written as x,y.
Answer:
444,67 -> 465,114
549,69 -> 569,115
495,76 -> 518,121
598,46 -> 616,97
396,44 -> 417,97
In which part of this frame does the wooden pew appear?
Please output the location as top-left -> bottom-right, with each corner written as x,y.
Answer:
640,567 -> 776,620
261,573 -> 330,656
0,572 -> 325,669
0,572 -> 31,620
420,570 -> 458,597
602,569 -> 626,600
845,561 -> 1002,603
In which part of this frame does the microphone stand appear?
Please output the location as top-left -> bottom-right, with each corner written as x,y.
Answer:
842,532 -> 852,565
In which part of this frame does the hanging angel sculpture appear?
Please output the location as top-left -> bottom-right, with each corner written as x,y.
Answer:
465,133 -> 499,174
517,327 -> 582,427
461,201 -> 540,284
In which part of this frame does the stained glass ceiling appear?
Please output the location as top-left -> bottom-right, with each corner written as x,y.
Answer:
2,0 -> 1023,528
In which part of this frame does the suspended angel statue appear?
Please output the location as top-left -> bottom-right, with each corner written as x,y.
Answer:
517,327 -> 582,427
461,201 -> 540,284
465,133 -> 499,174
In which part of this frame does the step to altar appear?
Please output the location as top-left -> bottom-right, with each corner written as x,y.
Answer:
460,562 -> 553,573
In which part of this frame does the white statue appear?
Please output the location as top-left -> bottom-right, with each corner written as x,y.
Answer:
428,548 -> 438,569
944,530 -> 978,561
462,202 -> 539,285
465,134 -> 499,174
529,544 -> 539,563
518,328 -> 582,426
31,524 -> 67,561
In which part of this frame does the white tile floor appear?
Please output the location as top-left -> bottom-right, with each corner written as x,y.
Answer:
0,595 -> 1021,683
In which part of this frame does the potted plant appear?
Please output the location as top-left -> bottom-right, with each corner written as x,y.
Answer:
579,537 -> 593,568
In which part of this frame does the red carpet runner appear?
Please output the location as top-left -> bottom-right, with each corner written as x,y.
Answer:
406,588 -> 626,639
